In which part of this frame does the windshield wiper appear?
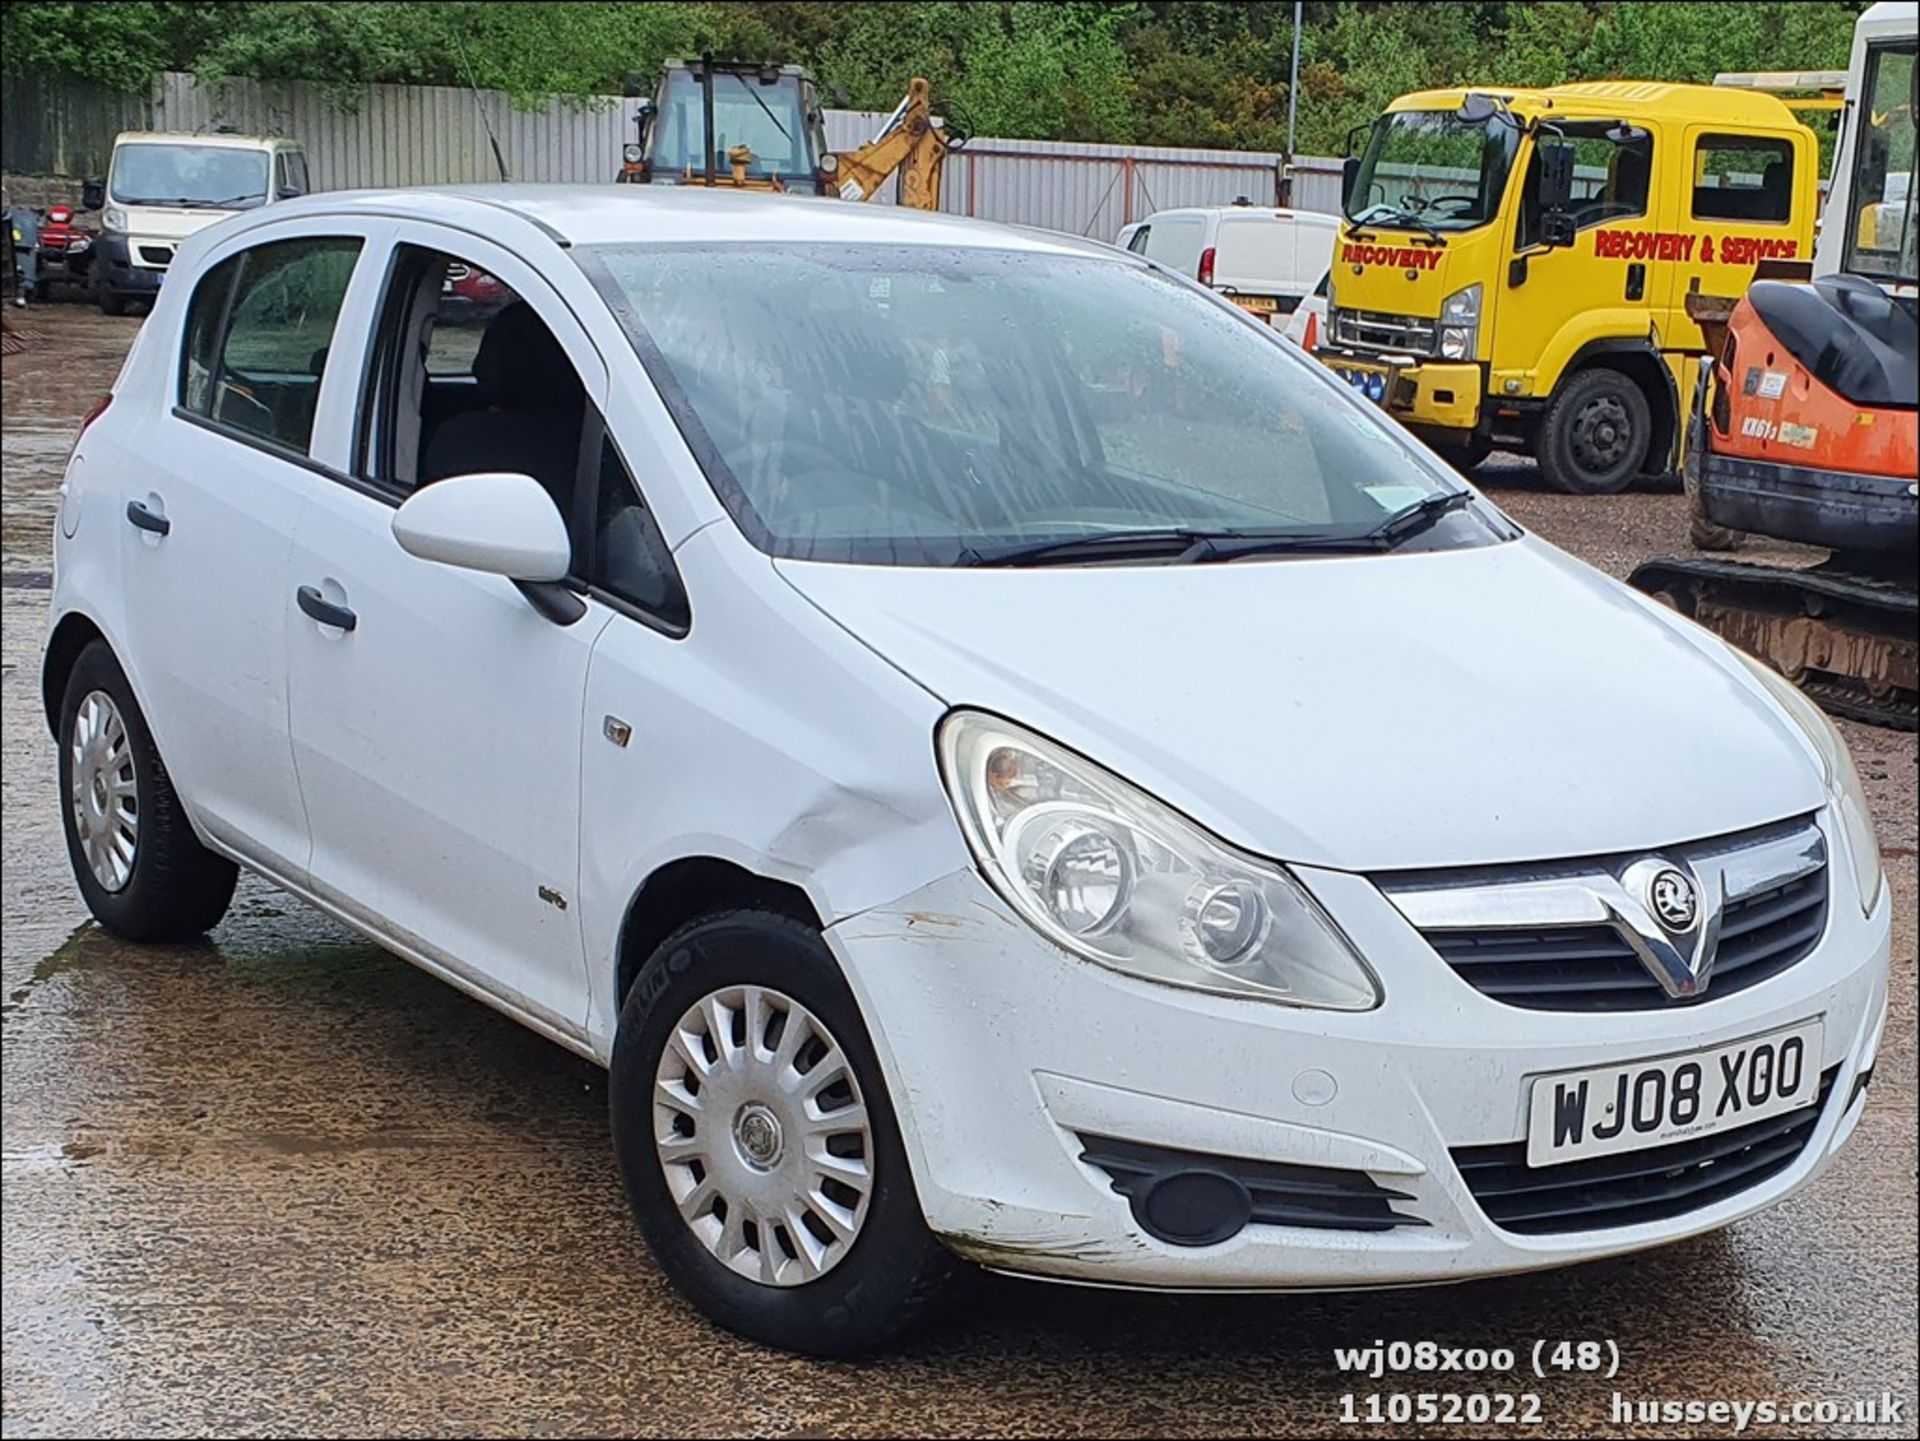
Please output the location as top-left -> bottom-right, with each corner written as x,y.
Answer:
961,524 -> 1397,568
959,528 -> 1224,568
1363,488 -> 1477,548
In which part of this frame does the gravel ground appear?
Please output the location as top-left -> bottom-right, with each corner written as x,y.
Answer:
3,306 -> 1914,1438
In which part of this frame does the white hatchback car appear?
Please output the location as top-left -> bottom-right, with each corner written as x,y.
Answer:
46,186 -> 1889,1355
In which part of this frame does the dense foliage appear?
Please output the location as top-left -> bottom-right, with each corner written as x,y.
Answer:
3,1 -> 1867,154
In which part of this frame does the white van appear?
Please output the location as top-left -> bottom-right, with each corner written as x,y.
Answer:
1120,205 -> 1340,322
91,132 -> 309,315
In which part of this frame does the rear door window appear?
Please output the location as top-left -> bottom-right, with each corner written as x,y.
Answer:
1692,135 -> 1795,223
178,235 -> 362,455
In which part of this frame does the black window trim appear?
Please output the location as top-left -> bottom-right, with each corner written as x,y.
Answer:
1689,131 -> 1797,227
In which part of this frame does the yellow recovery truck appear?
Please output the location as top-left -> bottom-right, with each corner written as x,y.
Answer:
1317,81 -> 1822,492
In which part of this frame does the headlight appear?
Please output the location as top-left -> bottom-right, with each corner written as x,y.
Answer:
1736,655 -> 1883,916
103,205 -> 128,232
622,143 -> 644,164
1438,283 -> 1481,361
819,153 -> 839,174
938,712 -> 1381,1009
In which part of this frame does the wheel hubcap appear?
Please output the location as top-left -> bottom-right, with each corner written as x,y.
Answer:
1572,394 -> 1633,473
653,985 -> 874,1287
68,690 -> 138,893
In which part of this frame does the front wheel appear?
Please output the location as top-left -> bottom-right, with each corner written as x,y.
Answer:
609,909 -> 962,1355
97,285 -> 127,317
1537,367 -> 1652,494
57,641 -> 237,940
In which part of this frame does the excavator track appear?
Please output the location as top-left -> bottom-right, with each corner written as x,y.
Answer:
1629,557 -> 1919,731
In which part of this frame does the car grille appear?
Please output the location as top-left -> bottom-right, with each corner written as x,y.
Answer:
1328,307 -> 1436,356
1426,866 -> 1828,1010
1452,1066 -> 1838,1234
1381,816 -> 1828,1012
1078,1135 -> 1427,1235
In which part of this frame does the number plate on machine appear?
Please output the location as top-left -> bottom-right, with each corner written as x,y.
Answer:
1525,1020 -> 1823,1168
1230,294 -> 1280,315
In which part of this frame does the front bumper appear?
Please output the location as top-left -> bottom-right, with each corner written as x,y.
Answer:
91,230 -> 165,299
1316,346 -> 1484,432
827,846 -> 1889,1290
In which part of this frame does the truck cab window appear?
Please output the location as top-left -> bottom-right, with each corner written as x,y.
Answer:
1692,135 -> 1795,223
1519,122 -> 1652,247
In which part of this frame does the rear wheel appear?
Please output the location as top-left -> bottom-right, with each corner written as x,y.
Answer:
57,641 -> 237,940
1538,367 -> 1652,494
609,908 -> 962,1355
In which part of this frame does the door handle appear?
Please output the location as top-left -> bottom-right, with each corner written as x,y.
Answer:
296,584 -> 357,632
1625,262 -> 1647,301
125,499 -> 170,536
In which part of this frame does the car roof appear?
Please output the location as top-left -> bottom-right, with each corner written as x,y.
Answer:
1138,206 -> 1340,225
239,184 -> 1119,254
115,131 -> 299,150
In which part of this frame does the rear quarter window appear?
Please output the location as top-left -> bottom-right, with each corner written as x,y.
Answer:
1141,217 -> 1207,277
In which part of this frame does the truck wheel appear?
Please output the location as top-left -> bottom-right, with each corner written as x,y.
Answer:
1431,437 -> 1493,474
57,641 -> 238,940
609,908 -> 963,1355
97,286 -> 127,317
1538,368 -> 1651,495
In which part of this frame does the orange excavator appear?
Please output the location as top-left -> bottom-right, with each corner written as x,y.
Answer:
1631,2 -> 1918,729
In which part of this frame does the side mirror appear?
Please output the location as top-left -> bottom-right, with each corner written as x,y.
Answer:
81,178 -> 105,211
1341,156 -> 1361,207
1541,212 -> 1577,248
392,472 -> 570,583
1538,140 -> 1576,227
276,185 -> 303,200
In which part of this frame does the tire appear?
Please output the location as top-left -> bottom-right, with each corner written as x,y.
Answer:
1431,436 -> 1493,474
57,641 -> 237,941
609,908 -> 962,1355
1537,367 -> 1653,495
97,286 -> 127,317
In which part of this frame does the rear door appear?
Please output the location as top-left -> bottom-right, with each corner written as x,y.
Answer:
115,225 -> 368,877
1663,128 -> 1813,353
1213,213 -> 1299,319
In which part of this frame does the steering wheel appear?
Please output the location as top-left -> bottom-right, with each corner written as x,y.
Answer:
1425,195 -> 1480,215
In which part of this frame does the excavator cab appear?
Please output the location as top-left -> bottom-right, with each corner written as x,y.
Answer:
621,58 -> 835,194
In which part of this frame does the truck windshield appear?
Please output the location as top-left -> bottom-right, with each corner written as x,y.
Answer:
1347,110 -> 1519,232
581,242 -> 1507,567
1842,41 -> 1917,284
109,145 -> 269,208
650,70 -> 812,179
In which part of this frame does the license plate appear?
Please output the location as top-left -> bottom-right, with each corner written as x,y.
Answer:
1525,1020 -> 1822,1168
1230,294 -> 1279,315
1331,362 -> 1390,404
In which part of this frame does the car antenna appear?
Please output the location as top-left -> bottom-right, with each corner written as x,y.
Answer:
451,30 -> 511,182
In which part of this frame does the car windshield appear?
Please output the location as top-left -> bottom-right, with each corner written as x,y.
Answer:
650,69 -> 812,179
1347,110 -> 1519,232
109,145 -> 270,208
583,243 -> 1505,567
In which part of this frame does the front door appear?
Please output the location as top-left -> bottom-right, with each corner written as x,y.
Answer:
284,228 -> 610,1038
1493,119 -> 1660,384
